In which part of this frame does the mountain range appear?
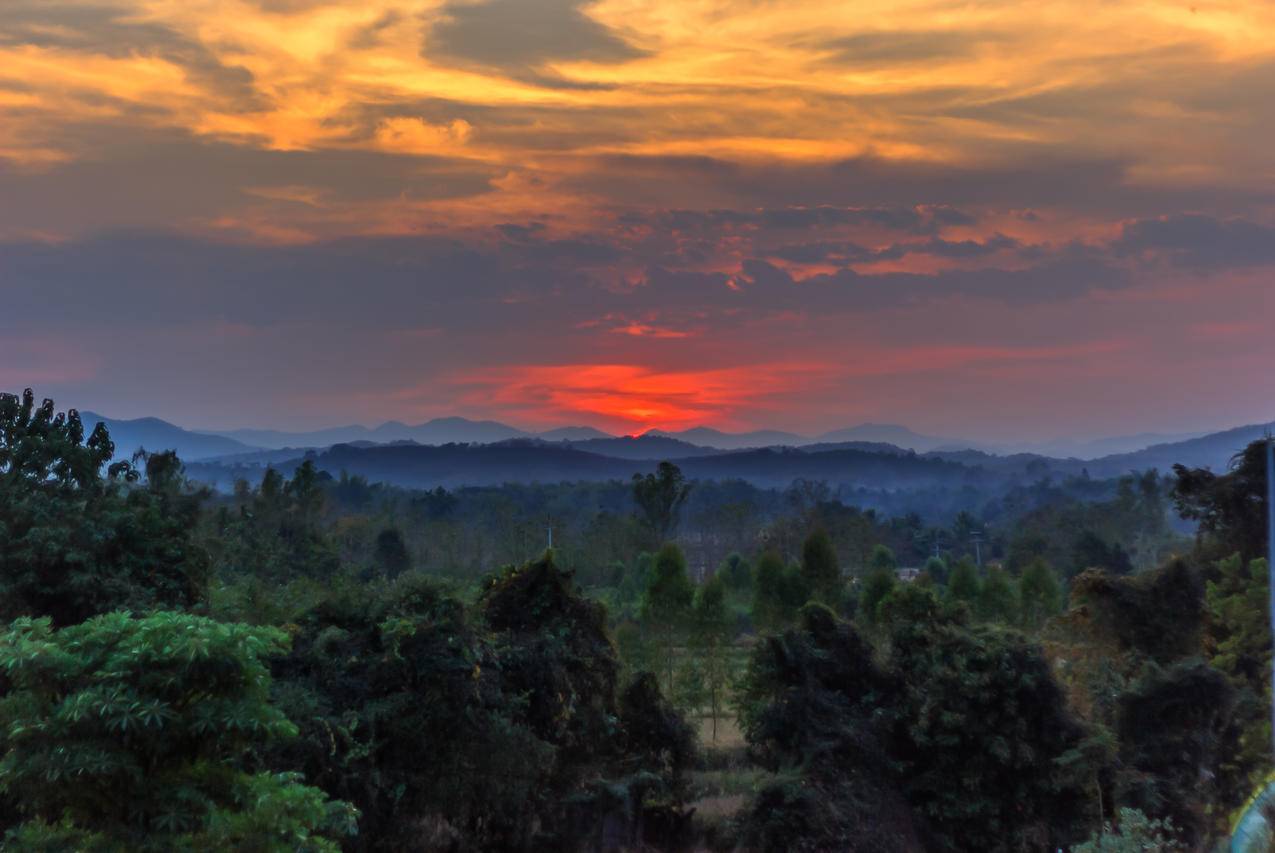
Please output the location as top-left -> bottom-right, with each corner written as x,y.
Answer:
75,408 -> 1274,491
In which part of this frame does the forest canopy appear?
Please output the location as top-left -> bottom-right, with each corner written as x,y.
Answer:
0,389 -> 1271,851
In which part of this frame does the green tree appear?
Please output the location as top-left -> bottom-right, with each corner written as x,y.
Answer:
1172,440 -> 1271,564
218,463 -> 339,582
1071,808 -> 1183,852
923,555 -> 948,586
869,544 -> 898,574
857,568 -> 896,627
1072,530 -> 1134,578
751,551 -> 807,632
976,564 -> 1018,624
1114,660 -> 1233,848
483,554 -> 696,845
372,527 -> 411,577
737,591 -> 1095,851
632,461 -> 691,545
642,543 -> 696,693
1206,554 -> 1271,804
691,575 -> 735,741
800,528 -> 841,605
272,556 -> 696,849
0,612 -> 356,851
1019,557 -> 1063,630
718,552 -> 753,594
617,551 -> 656,608
0,391 -> 208,626
946,556 -> 981,607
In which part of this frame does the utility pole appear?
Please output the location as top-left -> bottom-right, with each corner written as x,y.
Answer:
971,530 -> 983,569
1266,432 -> 1274,760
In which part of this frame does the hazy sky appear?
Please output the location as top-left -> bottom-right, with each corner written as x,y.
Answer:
2,0 -> 1273,438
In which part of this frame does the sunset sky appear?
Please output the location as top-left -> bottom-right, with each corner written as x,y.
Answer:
2,0 -> 1273,438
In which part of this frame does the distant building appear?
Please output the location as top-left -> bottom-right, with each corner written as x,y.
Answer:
896,567 -> 923,583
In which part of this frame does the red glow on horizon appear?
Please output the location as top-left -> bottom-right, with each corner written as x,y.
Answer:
449,362 -> 834,433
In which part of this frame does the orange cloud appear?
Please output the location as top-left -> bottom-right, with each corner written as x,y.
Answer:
4,0 -> 1274,239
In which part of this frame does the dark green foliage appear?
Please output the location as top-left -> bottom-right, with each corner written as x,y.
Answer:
270,555 -> 694,850
736,605 -> 917,851
1205,554 -> 1271,812
690,575 -> 736,741
856,568 -> 896,626
1114,660 -> 1233,847
1173,440 -> 1271,564
1071,807 -> 1184,852
0,611 -> 355,851
946,556 -> 980,606
923,555 -> 948,586
217,462 -> 340,582
641,543 -> 695,692
268,573 -> 550,850
1005,471 -> 1175,576
751,551 -> 808,632
718,552 -> 753,593
1208,555 -> 1271,686
0,391 -> 209,626
481,553 -> 695,848
1069,559 -> 1204,663
631,461 -> 691,545
1018,557 -> 1063,629
1073,530 -> 1134,577
800,528 -> 841,605
371,527 -> 410,577
616,550 -> 655,606
641,544 -> 696,627
617,672 -> 696,790
1045,555 -> 1245,840
868,544 -> 898,573
737,768 -> 922,853
886,595 -> 1093,850
738,589 -> 1095,852
976,564 -> 1018,624
3,388 -> 1252,851
737,603 -> 895,771
482,554 -> 621,778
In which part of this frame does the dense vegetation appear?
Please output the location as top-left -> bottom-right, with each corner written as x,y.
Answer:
1,388 -> 1271,850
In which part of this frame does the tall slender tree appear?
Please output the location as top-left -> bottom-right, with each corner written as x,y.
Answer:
801,528 -> 842,605
642,543 -> 696,693
632,462 -> 691,546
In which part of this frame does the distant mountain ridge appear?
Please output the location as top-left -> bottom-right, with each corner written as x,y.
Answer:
184,437 -> 992,492
80,412 -> 260,462
214,417 -> 528,448
1075,421 -> 1275,478
67,403 -> 1275,479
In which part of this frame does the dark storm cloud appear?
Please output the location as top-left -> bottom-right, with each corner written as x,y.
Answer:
348,11 -> 405,50
0,2 -> 260,104
1113,214 -> 1275,270
814,30 -> 994,66
0,125 -> 497,236
247,0 -> 342,11
627,204 -> 978,236
768,234 -> 1020,264
721,251 -> 1124,313
424,0 -> 645,86
0,225 -> 1127,353
578,152 -> 1274,216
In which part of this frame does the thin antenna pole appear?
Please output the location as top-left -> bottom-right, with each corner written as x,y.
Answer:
1266,432 -> 1274,761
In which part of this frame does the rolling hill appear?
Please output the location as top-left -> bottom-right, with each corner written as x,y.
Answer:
79,412 -> 259,461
